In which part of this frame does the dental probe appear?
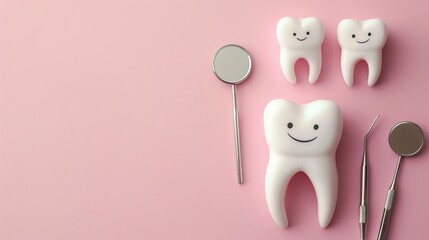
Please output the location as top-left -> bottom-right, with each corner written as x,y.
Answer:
359,114 -> 380,240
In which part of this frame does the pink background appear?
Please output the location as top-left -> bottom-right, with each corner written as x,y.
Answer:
1,0 -> 428,239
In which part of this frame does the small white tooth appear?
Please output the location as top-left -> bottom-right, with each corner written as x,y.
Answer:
264,99 -> 343,228
337,18 -> 387,86
277,17 -> 325,84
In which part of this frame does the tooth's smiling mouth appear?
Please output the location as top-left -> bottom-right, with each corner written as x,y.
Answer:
357,38 -> 370,44
287,133 -> 317,143
297,37 -> 307,41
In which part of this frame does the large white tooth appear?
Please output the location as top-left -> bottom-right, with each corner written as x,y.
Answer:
277,17 -> 325,84
264,99 -> 343,228
337,19 -> 387,86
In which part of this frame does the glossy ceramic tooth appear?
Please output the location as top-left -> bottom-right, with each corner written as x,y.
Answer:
276,17 -> 325,84
337,19 -> 387,86
264,99 -> 343,228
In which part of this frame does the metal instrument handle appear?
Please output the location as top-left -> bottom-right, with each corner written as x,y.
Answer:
232,85 -> 243,183
377,188 -> 395,240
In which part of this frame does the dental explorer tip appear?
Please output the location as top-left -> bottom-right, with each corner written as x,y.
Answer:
366,114 -> 381,136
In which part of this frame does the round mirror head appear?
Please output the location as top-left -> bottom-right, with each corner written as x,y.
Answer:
389,121 -> 424,157
212,44 -> 252,84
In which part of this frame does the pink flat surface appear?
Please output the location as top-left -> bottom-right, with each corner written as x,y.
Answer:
1,0 -> 428,239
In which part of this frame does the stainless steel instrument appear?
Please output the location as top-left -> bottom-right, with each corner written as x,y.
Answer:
359,115 -> 380,240
212,44 -> 252,184
377,121 -> 424,240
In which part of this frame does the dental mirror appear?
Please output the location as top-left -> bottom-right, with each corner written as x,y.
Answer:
389,122 -> 424,157
212,44 -> 252,184
377,121 -> 424,240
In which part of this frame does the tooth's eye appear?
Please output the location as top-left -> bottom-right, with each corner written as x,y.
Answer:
306,31 -> 310,35
293,33 -> 297,36
352,34 -> 356,38
287,122 -> 293,129
368,32 -> 372,36
313,124 -> 319,130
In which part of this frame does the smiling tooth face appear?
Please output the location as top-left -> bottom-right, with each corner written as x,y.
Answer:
337,19 -> 387,86
264,99 -> 342,156
338,19 -> 387,50
277,17 -> 325,50
264,99 -> 343,228
276,17 -> 325,84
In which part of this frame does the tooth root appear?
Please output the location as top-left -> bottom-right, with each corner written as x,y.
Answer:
280,49 -> 297,84
340,51 -> 359,86
340,52 -> 383,87
305,161 -> 338,228
280,51 -> 322,85
265,159 -> 297,228
265,157 -> 339,228
365,52 -> 382,86
306,51 -> 322,84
